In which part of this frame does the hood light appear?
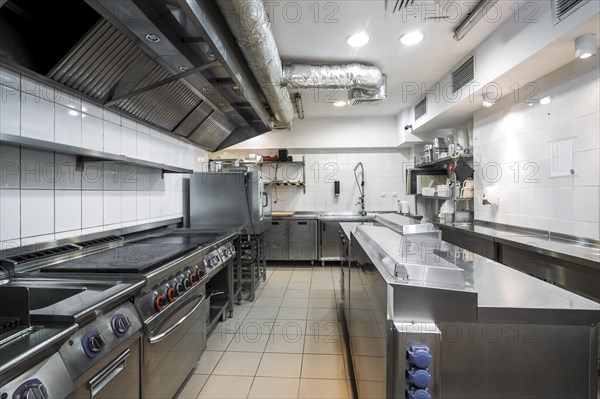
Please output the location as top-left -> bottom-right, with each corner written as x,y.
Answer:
333,100 -> 347,107
539,96 -> 552,105
347,32 -> 370,48
145,34 -> 160,43
400,31 -> 424,46
575,33 -> 597,59
482,92 -> 496,108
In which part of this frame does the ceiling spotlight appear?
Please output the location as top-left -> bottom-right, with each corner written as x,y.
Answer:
575,33 -> 597,59
145,34 -> 160,43
179,66 -> 191,72
399,31 -> 424,46
539,96 -> 552,105
68,110 -> 79,116
333,100 -> 347,107
482,92 -> 496,108
346,32 -> 370,48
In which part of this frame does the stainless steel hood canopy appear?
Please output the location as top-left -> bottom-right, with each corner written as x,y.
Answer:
0,0 -> 275,151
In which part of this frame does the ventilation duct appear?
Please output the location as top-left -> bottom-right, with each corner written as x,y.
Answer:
452,56 -> 475,94
215,0 -> 294,128
553,0 -> 589,24
282,63 -> 384,91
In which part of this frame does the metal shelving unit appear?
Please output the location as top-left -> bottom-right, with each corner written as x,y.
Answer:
235,234 -> 266,302
415,153 -> 473,169
262,156 -> 306,193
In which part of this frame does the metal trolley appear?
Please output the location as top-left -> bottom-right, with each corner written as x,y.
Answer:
235,234 -> 267,303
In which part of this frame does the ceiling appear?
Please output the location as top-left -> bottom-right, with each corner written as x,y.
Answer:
270,0 -> 522,118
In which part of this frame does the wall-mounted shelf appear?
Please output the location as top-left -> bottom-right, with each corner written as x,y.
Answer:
415,153 -> 473,168
417,194 -> 452,200
1,133 -> 193,177
267,181 -> 305,186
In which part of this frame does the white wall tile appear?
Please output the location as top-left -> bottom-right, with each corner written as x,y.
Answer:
21,149 -> 54,189
55,230 -> 82,240
103,191 -> 121,225
136,167 -> 150,191
20,77 -> 54,101
573,149 -> 600,187
55,154 -> 82,190
55,104 -> 82,146
122,117 -> 136,130
150,192 -> 162,218
0,189 -> 20,240
82,101 -> 103,118
82,162 -> 104,190
21,190 -> 54,237
137,191 -> 150,220
121,191 -> 137,222
21,93 -> 54,141
573,186 -> 599,223
573,113 -> 600,152
137,133 -> 150,161
121,127 -> 137,158
55,89 -> 81,111
1,85 -> 21,135
55,190 -> 81,232
104,109 -> 121,125
103,162 -> 121,190
82,191 -> 103,228
21,234 -> 55,247
1,145 -> 20,189
103,121 -> 121,155
121,164 -> 137,191
82,115 -> 103,151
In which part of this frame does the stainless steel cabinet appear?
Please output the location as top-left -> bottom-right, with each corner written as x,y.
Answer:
288,220 -> 317,261
319,221 -> 343,261
264,220 -> 289,260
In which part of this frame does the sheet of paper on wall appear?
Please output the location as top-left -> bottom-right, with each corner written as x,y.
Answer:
550,138 -> 574,177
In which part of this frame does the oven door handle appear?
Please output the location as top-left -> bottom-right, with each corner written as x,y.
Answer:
148,294 -> 206,344
87,348 -> 130,397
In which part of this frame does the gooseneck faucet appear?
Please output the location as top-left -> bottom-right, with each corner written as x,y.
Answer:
353,162 -> 366,216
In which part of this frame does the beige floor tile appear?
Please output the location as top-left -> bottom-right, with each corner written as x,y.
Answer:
227,331 -> 270,352
308,308 -> 338,321
194,351 -> 224,375
253,297 -> 283,307
303,335 -> 343,355
272,319 -> 306,336
306,320 -> 341,337
281,297 -> 310,308
277,307 -> 308,320
212,318 -> 244,335
288,282 -> 311,290
285,289 -> 311,298
177,374 -> 209,399
248,377 -> 300,399
263,282 -> 289,290
308,298 -> 337,309
212,351 -> 262,376
257,352 -> 303,378
258,289 -> 287,298
309,290 -> 335,299
301,354 -> 346,380
246,306 -> 279,320
198,375 -> 253,399
311,282 -> 334,290
265,333 -> 305,354
289,275 -> 311,283
206,332 -> 235,351
298,378 -> 349,399
238,319 -> 275,336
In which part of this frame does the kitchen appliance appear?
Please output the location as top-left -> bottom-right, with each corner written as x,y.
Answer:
345,223 -> 599,399
406,169 -> 447,195
190,171 -> 269,234
278,149 -> 288,161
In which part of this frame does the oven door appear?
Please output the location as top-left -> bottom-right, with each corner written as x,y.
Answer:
143,293 -> 208,399
68,333 -> 141,399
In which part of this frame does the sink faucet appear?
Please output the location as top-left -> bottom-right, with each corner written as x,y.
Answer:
353,162 -> 366,216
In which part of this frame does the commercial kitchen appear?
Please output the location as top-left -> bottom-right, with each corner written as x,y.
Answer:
0,0 -> 599,398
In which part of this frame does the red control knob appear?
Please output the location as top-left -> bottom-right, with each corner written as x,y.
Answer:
154,295 -> 167,311
166,287 -> 178,302
197,268 -> 205,280
189,273 -> 198,285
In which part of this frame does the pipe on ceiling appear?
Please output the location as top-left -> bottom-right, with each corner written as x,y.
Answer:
281,63 -> 384,91
215,0 -> 294,129
454,0 -> 499,41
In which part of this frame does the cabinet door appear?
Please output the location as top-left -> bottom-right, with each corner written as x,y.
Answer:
288,220 -> 317,260
320,221 -> 343,260
264,220 -> 289,260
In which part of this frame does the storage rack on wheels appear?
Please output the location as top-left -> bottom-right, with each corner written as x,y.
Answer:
235,234 -> 266,303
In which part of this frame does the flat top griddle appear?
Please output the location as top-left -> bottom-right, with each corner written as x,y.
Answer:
41,244 -> 196,274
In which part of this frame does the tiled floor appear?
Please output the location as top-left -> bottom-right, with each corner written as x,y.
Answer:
177,265 -> 354,399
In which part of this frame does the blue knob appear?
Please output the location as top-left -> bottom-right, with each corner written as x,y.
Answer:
407,369 -> 431,388
406,388 -> 431,399
407,346 -> 432,369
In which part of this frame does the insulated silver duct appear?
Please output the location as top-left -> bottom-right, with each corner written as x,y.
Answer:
282,63 -> 384,91
215,0 -> 294,128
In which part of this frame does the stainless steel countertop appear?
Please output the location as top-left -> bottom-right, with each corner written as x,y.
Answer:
354,225 -> 600,325
265,211 -> 376,221
340,222 -> 373,241
437,221 -> 600,269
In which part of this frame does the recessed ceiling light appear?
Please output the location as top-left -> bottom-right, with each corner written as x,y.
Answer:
346,32 -> 370,48
68,110 -> 79,116
333,100 -> 347,107
575,33 -> 597,59
145,34 -> 160,43
179,66 -> 191,72
482,92 -> 496,108
539,96 -> 552,105
399,31 -> 424,46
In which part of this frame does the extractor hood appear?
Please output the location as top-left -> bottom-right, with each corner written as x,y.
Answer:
0,0 -> 273,151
